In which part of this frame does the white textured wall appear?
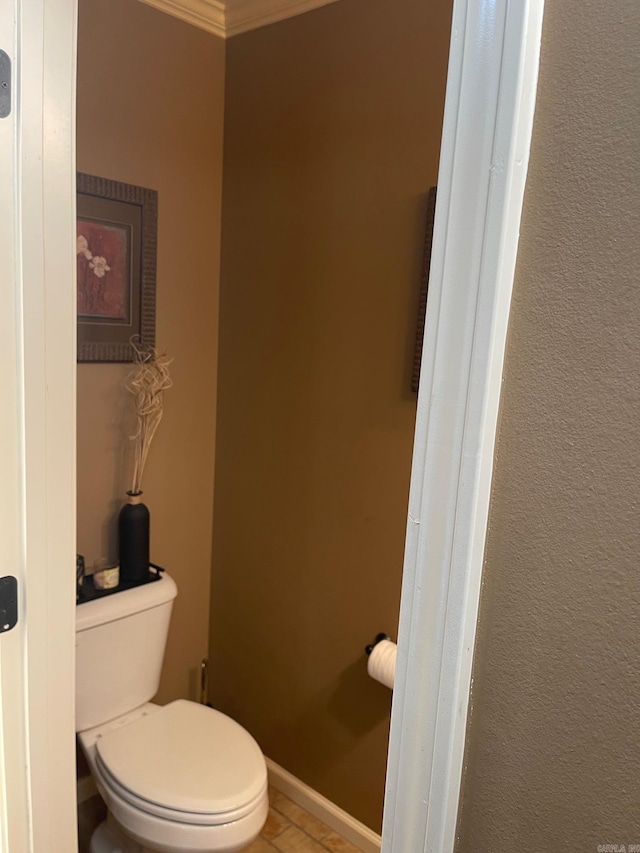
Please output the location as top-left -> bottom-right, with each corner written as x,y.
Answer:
456,1 -> 640,849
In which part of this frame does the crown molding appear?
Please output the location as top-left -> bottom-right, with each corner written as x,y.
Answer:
137,0 -> 226,37
137,0 -> 341,38
225,0 -> 342,36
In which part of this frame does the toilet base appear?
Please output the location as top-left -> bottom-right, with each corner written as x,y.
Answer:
90,814 -> 148,853
79,702 -> 268,853
89,801 -> 267,853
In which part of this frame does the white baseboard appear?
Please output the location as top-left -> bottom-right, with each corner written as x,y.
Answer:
266,757 -> 381,853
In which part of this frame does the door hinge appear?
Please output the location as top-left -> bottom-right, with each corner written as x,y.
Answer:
0,577 -> 18,633
0,50 -> 11,118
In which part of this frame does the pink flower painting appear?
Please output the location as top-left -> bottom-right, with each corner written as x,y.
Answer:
77,219 -> 129,320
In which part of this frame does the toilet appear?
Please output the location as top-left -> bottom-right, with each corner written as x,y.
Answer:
76,572 -> 268,853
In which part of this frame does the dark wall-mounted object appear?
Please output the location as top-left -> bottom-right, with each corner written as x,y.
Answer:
365,632 -> 391,656
77,173 -> 157,363
0,576 -> 18,633
0,50 -> 11,118
412,186 -> 437,394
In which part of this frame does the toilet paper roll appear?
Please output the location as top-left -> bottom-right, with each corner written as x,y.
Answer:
367,639 -> 397,689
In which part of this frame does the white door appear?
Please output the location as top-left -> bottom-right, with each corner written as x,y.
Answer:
0,0 -> 78,850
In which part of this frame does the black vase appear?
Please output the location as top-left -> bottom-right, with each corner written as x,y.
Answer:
118,492 -> 150,584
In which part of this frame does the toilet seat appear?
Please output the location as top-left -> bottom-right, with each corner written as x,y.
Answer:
95,755 -> 267,826
92,758 -> 268,853
95,699 -> 267,826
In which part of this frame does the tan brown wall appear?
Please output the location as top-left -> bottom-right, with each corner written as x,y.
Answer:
76,0 -> 225,703
210,0 -> 452,831
456,1 -> 640,849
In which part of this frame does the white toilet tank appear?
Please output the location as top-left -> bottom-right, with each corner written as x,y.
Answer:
76,572 -> 178,732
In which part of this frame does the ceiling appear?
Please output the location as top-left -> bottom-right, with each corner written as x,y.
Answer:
137,0 -> 342,38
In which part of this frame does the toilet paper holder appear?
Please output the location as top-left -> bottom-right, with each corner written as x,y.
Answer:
365,632 -> 390,656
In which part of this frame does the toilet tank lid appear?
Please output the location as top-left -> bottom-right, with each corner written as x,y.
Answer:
76,572 -> 177,632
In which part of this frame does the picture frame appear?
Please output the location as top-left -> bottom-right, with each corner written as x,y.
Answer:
412,186 -> 437,393
76,173 -> 157,363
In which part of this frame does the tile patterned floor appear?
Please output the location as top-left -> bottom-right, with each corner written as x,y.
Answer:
246,788 -> 363,853
78,787 -> 364,853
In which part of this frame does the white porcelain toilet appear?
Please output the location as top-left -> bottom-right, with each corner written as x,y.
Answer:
76,572 -> 268,853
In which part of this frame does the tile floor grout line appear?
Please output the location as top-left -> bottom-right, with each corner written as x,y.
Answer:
264,805 -> 329,848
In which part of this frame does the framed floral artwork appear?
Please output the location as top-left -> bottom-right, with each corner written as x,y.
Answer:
77,173 -> 157,362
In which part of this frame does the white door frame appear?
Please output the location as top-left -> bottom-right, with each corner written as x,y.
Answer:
0,0 -> 78,850
1,0 -> 544,850
382,1 -> 544,852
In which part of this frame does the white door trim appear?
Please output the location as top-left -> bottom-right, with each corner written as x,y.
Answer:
0,1 -> 32,847
382,1 -> 544,852
0,0 -> 78,849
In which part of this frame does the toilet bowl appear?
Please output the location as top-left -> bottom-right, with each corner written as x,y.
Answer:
76,573 -> 268,853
